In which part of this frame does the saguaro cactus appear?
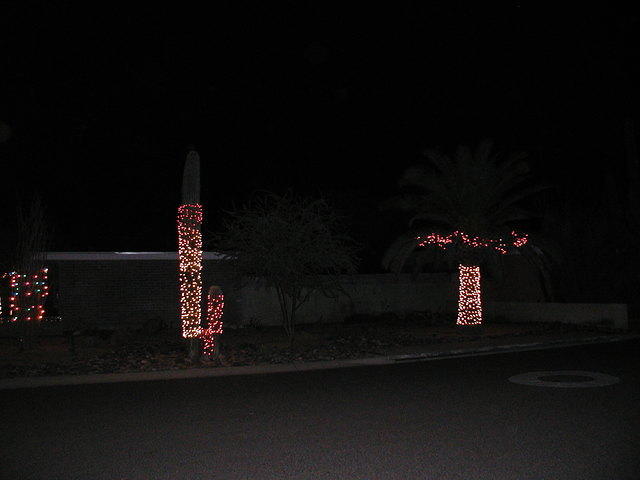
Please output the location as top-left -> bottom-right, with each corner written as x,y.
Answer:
202,285 -> 224,358
177,147 -> 204,359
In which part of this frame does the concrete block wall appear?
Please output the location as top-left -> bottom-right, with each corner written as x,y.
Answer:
46,256 -> 461,330
235,256 -> 548,326
43,253 -> 628,331
237,273 -> 457,326
46,253 -> 240,330
485,302 -> 629,330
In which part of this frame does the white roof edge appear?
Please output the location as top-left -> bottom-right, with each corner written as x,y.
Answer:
45,252 -> 228,261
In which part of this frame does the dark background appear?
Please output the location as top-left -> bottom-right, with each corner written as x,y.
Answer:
1,3 -> 639,301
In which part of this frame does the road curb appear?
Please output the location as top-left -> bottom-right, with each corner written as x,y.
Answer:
1,333 -> 638,390
390,334 -> 640,362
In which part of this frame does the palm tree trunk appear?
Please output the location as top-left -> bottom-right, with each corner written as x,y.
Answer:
456,264 -> 483,326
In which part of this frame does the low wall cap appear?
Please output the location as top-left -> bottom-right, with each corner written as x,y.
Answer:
45,252 -> 227,261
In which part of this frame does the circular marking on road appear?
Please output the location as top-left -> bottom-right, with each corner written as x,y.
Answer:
508,370 -> 620,388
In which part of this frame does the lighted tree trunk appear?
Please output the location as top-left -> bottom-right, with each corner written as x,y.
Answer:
178,148 -> 203,361
456,264 -> 482,326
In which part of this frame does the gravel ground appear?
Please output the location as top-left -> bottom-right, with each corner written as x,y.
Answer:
0,315 -> 621,379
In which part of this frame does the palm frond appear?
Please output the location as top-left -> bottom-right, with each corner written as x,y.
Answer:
408,212 -> 454,228
473,138 -> 494,164
490,183 -> 554,221
381,232 -> 421,273
379,193 -> 427,212
422,149 -> 454,178
488,209 -> 539,227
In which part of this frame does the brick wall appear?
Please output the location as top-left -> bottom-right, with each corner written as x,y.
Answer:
47,254 -> 239,330
237,273 -> 457,326
45,252 -> 547,330
235,262 -> 546,326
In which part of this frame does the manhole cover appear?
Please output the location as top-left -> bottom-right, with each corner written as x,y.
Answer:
508,370 -> 620,388
538,375 -> 595,383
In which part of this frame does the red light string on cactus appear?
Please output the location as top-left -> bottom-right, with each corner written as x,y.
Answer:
202,291 -> 224,356
177,204 -> 204,338
2,268 -> 49,322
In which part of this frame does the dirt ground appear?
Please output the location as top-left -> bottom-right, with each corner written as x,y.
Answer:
0,313 -> 621,379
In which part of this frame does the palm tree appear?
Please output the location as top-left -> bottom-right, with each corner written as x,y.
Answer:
382,139 -> 553,326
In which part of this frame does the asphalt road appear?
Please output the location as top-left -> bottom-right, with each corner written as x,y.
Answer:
1,339 -> 639,480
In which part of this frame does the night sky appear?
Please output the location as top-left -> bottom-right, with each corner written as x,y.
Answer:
1,3 -> 639,265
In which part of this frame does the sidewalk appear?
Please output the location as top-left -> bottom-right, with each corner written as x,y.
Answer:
1,329 -> 637,390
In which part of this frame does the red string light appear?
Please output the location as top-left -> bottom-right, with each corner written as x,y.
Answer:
457,265 -> 482,325
201,291 -> 224,356
416,230 -> 528,254
2,268 -> 49,322
177,204 -> 204,338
